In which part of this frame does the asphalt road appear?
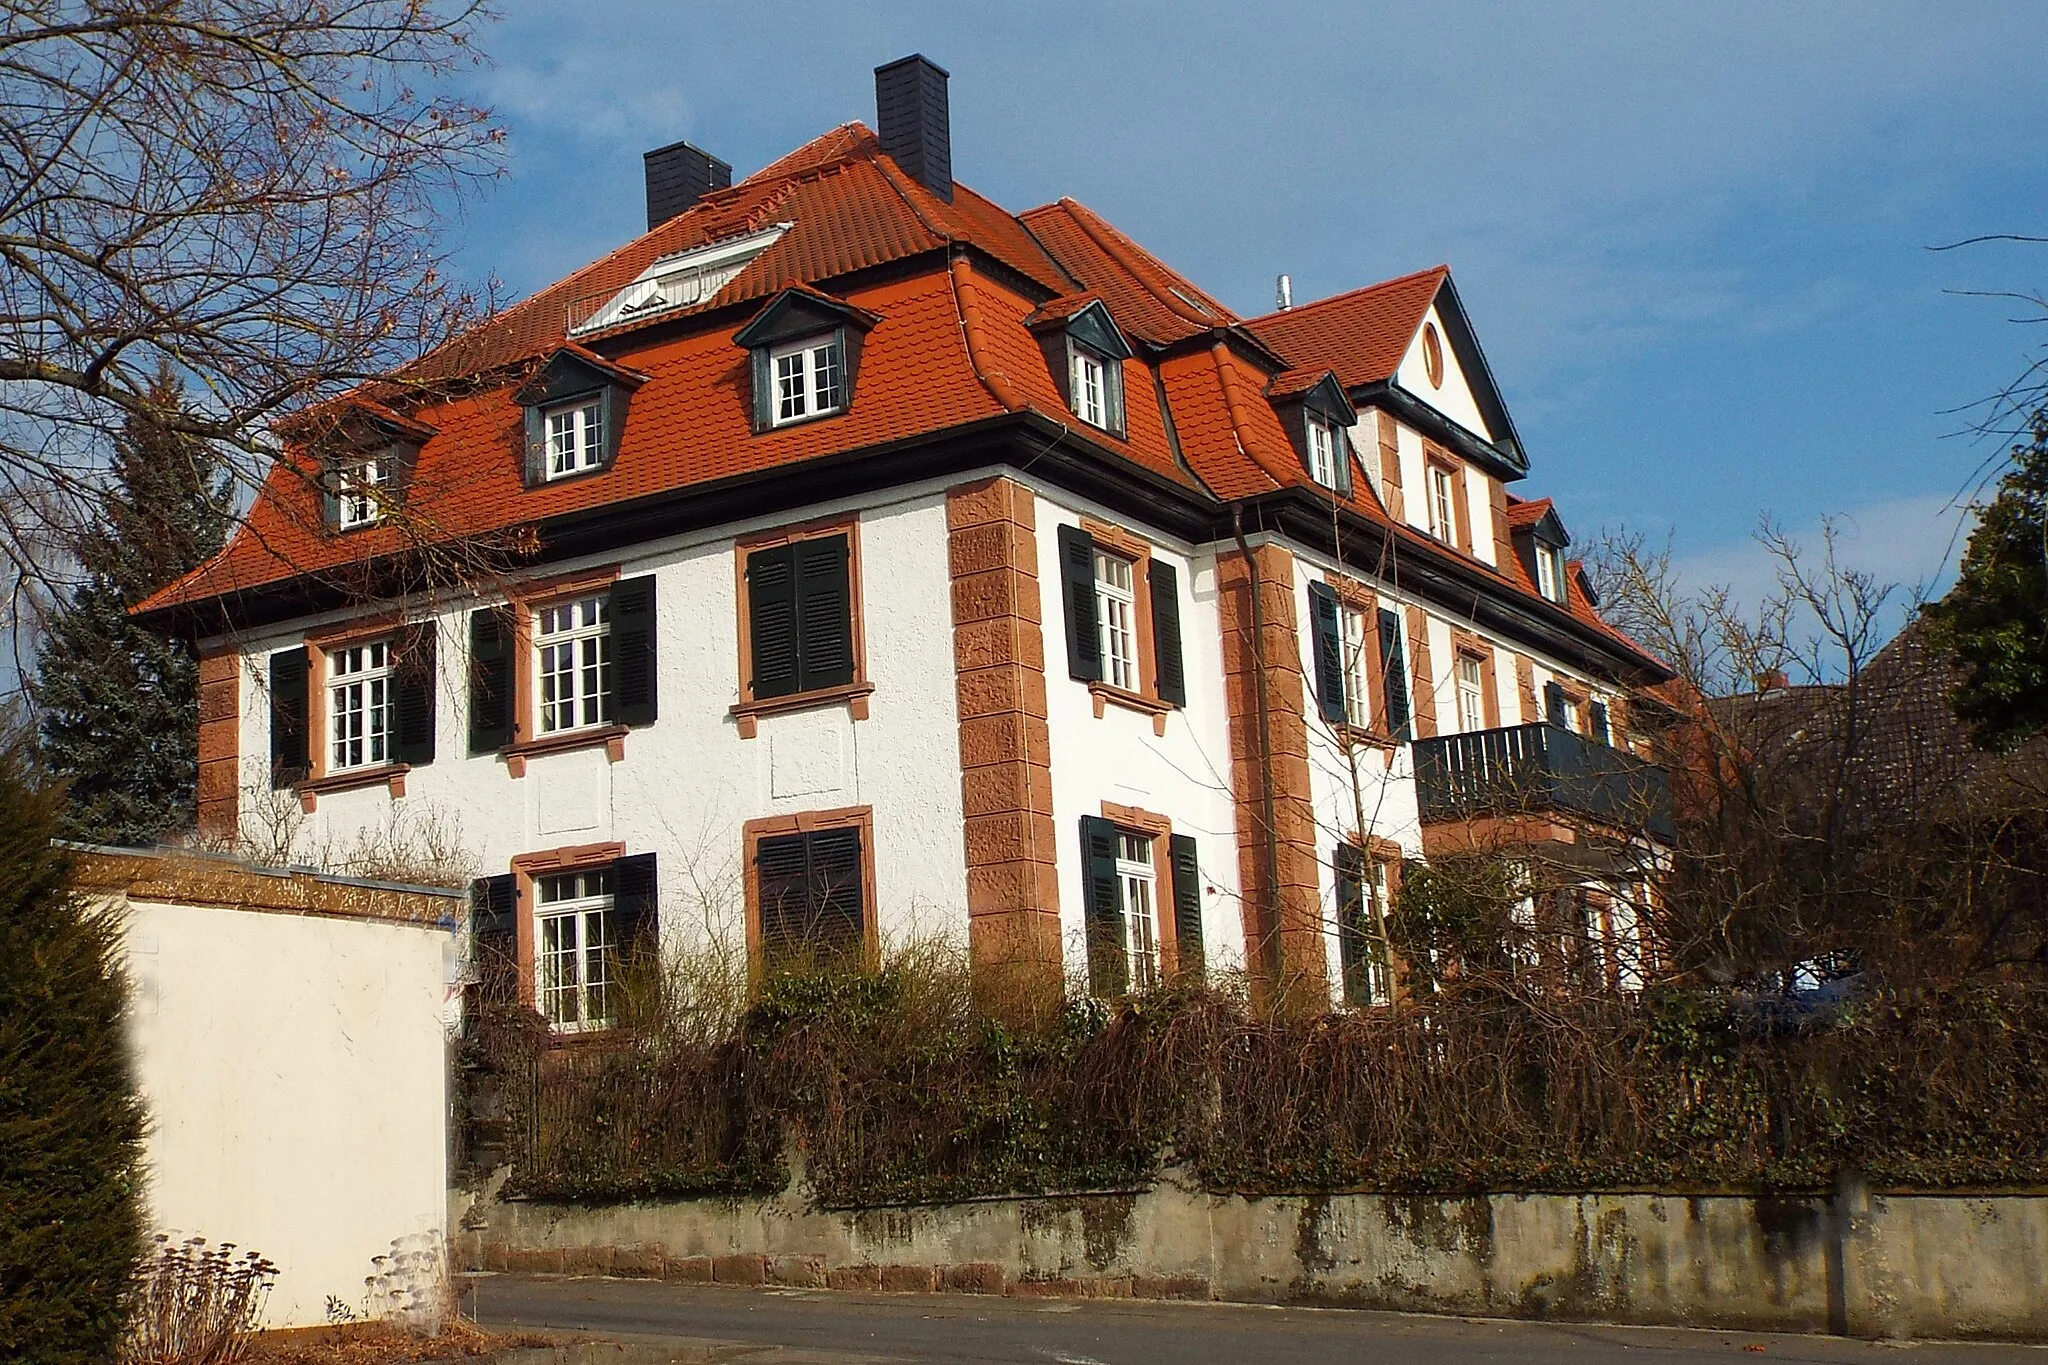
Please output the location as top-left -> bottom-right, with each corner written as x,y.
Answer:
467,1273 -> 2047,1365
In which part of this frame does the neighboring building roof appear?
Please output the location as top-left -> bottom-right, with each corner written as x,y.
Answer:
1711,619 -> 2048,822
1242,265 -> 1448,389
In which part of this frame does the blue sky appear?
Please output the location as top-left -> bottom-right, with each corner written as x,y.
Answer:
446,1 -> 2048,613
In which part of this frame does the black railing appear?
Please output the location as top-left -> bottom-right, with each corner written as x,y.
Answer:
1411,722 -> 1675,842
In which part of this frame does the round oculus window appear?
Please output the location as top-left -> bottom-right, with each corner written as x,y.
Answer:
1422,322 -> 1444,389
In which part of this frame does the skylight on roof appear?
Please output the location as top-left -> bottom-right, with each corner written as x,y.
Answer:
1168,286 -> 1215,317
568,222 -> 793,337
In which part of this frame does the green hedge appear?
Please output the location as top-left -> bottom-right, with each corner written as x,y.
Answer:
0,753 -> 145,1364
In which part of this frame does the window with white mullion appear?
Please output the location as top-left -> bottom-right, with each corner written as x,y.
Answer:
1115,832 -> 1160,991
1307,416 -> 1340,489
337,453 -> 391,529
546,399 -> 605,478
536,869 -> 616,1030
770,335 -> 845,425
1071,347 -> 1108,428
327,640 -> 393,771
536,594 -> 613,734
1339,602 -> 1371,730
1455,653 -> 1488,733
1427,464 -> 1458,543
1535,544 -> 1565,603
1093,550 -> 1137,691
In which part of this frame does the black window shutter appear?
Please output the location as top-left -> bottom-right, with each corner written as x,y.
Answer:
470,874 -> 520,1009
468,608 -> 514,753
319,467 -> 342,531
392,624 -> 437,766
1056,524 -> 1100,683
1079,815 -> 1128,997
795,535 -> 855,691
757,828 -> 864,966
1149,559 -> 1186,707
1168,833 -> 1203,980
521,404 -> 547,485
1543,681 -> 1567,727
1333,844 -> 1371,1006
1105,358 -> 1127,436
1588,699 -> 1610,745
609,575 -> 659,726
269,646 -> 309,788
747,544 -> 799,700
1308,581 -> 1346,725
601,383 -> 630,468
611,852 -> 659,965
749,348 -> 774,432
810,826 -> 866,957
1377,608 -> 1412,742
1334,426 -> 1355,498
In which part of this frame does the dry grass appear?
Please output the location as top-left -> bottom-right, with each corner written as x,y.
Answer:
244,1320 -> 549,1365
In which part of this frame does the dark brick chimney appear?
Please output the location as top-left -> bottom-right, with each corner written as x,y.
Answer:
643,140 -> 732,231
875,54 -> 952,202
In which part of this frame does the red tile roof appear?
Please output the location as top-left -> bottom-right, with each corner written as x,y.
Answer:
1505,495 -> 1555,530
1018,199 -> 1237,346
134,122 -> 1659,679
1242,265 -> 1448,390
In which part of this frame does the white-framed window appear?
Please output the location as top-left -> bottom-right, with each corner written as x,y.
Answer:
1306,415 -> 1343,489
536,594 -> 612,734
546,398 -> 605,479
770,334 -> 846,426
1455,652 -> 1488,733
1535,543 -> 1566,603
1114,830 -> 1161,991
1561,695 -> 1582,734
1605,893 -> 1645,992
1339,601 -> 1371,730
328,639 -> 393,771
536,869 -> 615,1030
1093,549 -> 1138,691
1070,345 -> 1114,429
337,453 -> 391,529
1427,463 -> 1459,544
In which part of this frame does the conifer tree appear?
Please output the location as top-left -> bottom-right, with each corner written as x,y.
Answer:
0,741 -> 145,1364
1924,413 -> 2048,752
35,364 -> 230,845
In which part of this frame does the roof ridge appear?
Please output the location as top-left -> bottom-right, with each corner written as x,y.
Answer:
1243,263 -> 1448,327
1043,197 -> 1234,329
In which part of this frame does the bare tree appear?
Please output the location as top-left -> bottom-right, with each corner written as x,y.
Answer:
0,0 -> 505,635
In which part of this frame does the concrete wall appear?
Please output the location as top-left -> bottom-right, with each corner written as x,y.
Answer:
117,870 -> 456,1328
454,1179 -> 2048,1340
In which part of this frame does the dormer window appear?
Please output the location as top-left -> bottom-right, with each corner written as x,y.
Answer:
735,289 -> 878,435
1535,543 -> 1566,604
770,335 -> 846,426
336,451 -> 392,529
545,397 -> 605,479
516,348 -> 645,488
1270,371 -> 1358,497
1029,297 -> 1133,439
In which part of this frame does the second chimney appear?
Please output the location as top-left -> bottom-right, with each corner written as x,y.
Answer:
875,54 -> 952,202
643,140 -> 732,231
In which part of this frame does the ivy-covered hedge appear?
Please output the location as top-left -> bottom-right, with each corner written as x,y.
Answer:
461,969 -> 2048,1208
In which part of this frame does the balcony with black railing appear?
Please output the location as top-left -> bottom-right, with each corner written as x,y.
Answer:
1411,722 -> 1675,843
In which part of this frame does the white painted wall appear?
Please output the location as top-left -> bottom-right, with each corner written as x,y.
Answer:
121,897 -> 454,1328
230,482 -> 970,964
215,466 -> 1629,1011
1395,303 -> 1493,442
1031,484 -> 1248,982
